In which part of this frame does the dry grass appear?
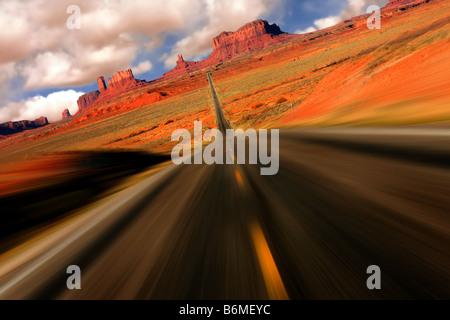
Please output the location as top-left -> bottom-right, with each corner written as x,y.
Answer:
1,0 -> 449,162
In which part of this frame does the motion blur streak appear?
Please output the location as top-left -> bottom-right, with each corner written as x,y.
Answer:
1,74 -> 449,299
235,169 -> 244,187
250,221 -> 289,300
0,127 -> 449,299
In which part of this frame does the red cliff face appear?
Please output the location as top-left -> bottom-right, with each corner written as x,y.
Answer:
97,76 -> 107,92
62,109 -> 72,120
110,69 -> 134,85
164,55 -> 204,79
162,20 -> 297,81
76,69 -> 149,113
209,20 -> 285,62
76,21 -> 294,112
0,117 -> 49,136
33,116 -> 49,127
77,90 -> 100,112
98,69 -> 149,102
385,0 -> 434,10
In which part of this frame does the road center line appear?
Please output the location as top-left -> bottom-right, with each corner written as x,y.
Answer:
250,222 -> 289,300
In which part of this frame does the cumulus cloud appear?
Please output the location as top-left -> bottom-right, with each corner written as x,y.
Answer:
132,60 -> 153,74
296,0 -> 389,33
295,26 -> 317,34
20,44 -> 140,89
0,62 -> 17,102
0,90 -> 84,123
0,0 -> 200,90
0,0 -> 279,87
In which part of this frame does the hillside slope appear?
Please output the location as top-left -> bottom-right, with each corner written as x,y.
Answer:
0,0 -> 448,164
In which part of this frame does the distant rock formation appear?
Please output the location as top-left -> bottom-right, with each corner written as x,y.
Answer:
211,20 -> 284,61
0,116 -> 49,136
161,20 -> 297,81
77,90 -> 100,112
97,76 -> 107,93
76,68 -> 149,113
75,21 -> 295,112
62,109 -> 72,120
33,116 -> 49,127
103,69 -> 149,97
387,0 -> 425,6
167,55 -> 203,79
385,0 -> 434,10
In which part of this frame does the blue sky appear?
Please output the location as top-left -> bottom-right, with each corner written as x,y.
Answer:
0,0 -> 388,123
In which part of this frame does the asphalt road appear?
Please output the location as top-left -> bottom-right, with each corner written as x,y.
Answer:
0,76 -> 449,300
207,72 -> 232,134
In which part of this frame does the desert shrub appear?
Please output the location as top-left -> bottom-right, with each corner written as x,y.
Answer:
275,97 -> 288,104
108,137 -> 123,144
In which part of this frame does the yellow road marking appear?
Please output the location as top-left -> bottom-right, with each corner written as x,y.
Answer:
235,169 -> 244,187
250,222 -> 289,300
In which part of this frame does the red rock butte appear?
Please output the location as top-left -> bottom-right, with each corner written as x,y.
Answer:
77,20 -> 297,113
0,116 -> 49,136
77,69 -> 149,113
76,4 -> 428,114
161,20 -> 297,81
62,109 -> 72,120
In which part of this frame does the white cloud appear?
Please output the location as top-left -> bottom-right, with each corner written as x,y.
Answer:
0,1 -> 33,64
0,63 -> 16,81
314,16 -> 343,29
0,62 -> 18,107
295,26 -> 317,34
0,0 -> 201,90
300,0 -> 389,31
132,60 -> 153,74
0,0 -> 281,87
20,43 -> 140,89
0,90 -> 84,123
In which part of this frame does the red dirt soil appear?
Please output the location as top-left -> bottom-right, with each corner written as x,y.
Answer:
281,38 -> 450,126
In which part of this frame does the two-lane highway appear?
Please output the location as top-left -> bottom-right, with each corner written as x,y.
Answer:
207,72 -> 232,134
0,74 -> 449,299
